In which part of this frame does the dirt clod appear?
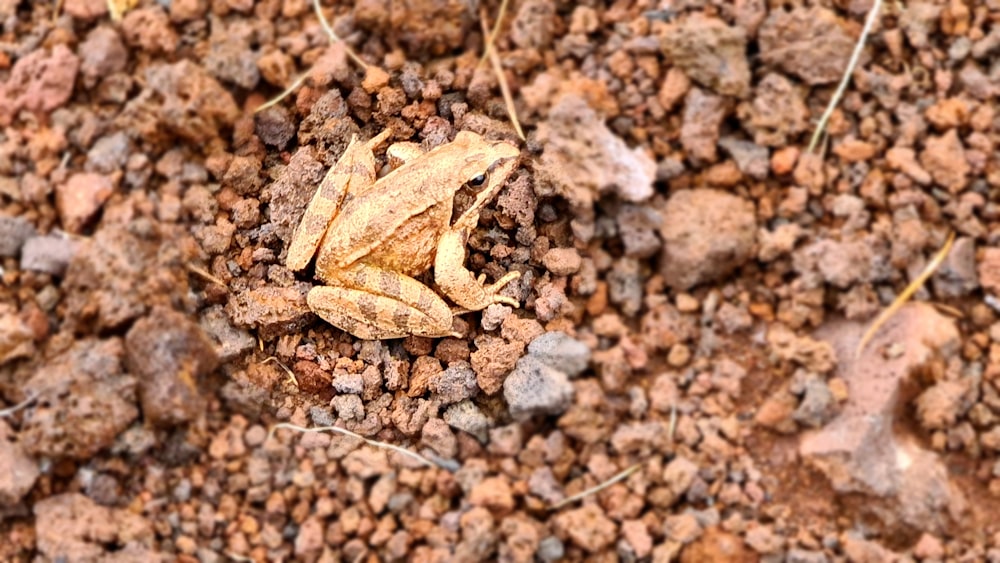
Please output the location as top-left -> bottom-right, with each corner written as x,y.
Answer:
659,189 -> 757,290
125,307 -> 219,427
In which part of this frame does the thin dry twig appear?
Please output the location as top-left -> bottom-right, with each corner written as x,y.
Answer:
269,422 -> 446,470
311,0 -> 368,70
261,357 -> 299,387
550,463 -> 642,510
254,73 -> 308,114
478,0 -> 510,66
807,0 -> 883,153
0,393 -> 37,418
478,7 -> 525,140
254,0 -> 368,112
186,263 -> 227,288
856,231 -> 955,358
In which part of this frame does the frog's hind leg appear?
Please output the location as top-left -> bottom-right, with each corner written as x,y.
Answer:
285,130 -> 392,271
307,263 -> 456,339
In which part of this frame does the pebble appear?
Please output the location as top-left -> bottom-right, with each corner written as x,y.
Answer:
56,172 -> 114,233
20,235 -> 78,276
0,214 -> 36,257
503,356 -> 574,420
526,331 -> 591,377
659,189 -> 757,290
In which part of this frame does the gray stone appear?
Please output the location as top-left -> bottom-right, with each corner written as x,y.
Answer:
504,356 -> 573,420
527,331 -> 591,377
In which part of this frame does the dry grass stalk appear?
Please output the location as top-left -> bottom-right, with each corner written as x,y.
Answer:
0,393 -> 37,418
550,463 -> 642,510
478,7 -> 524,140
261,357 -> 299,387
807,0 -> 883,153
269,422 -> 444,469
856,231 -> 955,358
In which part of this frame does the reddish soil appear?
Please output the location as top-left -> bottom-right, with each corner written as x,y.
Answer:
2,0 -> 1000,561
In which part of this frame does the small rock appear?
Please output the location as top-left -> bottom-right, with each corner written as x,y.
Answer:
662,456 -> 699,505
430,361 -> 478,404
0,45 -> 80,126
680,88 -> 726,164
681,527 -> 753,562
503,356 -> 574,420
553,504 -> 617,553
63,0 -> 108,20
21,338 -> 138,460
62,226 -> 188,331
744,525 -> 783,554
199,305 -> 254,362
443,399 -> 490,442
542,247 -> 582,276
471,335 -> 523,395
920,129 -> 969,192
421,417 -> 457,459
979,248 -> 1000,295
737,73 -> 809,147
0,307 -> 35,366
0,420 -> 39,505
56,173 -> 114,233
126,307 -> 218,427
527,331 -> 591,377
331,394 -> 364,421
142,60 -> 239,143
78,26 -> 127,86
34,493 -> 156,561
660,13 -> 751,98
0,215 -> 36,257
469,476 -> 515,514
912,533 -> 945,560
792,375 -> 838,428
86,132 -> 131,174
664,513 -> 702,544
21,235 -> 78,276
719,137 -> 769,180
758,7 -> 855,85
886,147 -> 932,185
534,95 -> 655,212
914,379 -> 974,431
933,236 -> 978,298
617,204 -> 662,259
332,372 -> 364,395
659,189 -> 757,290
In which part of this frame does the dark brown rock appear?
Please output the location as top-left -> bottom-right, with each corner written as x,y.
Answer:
126,307 -> 219,427
659,189 -> 757,290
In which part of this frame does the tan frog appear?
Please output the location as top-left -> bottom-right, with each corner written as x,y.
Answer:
285,129 -> 522,340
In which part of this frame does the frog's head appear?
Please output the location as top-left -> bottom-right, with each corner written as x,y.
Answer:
450,130 -> 520,231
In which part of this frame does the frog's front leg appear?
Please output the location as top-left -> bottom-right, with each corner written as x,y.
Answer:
434,230 -> 521,312
285,130 -> 392,271
307,263 -> 457,340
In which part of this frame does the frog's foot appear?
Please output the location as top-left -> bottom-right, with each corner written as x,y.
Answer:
481,271 -> 521,307
307,264 -> 456,339
446,271 -> 522,314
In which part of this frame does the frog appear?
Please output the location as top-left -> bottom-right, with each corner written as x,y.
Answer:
285,129 -> 522,340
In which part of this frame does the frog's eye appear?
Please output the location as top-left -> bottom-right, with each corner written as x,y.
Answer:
468,173 -> 487,188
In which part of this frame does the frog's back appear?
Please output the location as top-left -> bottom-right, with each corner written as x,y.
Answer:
315,175 -> 453,275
